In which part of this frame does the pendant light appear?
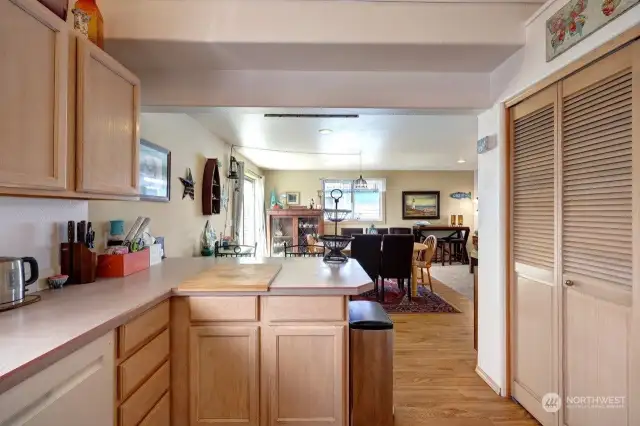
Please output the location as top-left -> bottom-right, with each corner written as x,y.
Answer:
354,152 -> 368,189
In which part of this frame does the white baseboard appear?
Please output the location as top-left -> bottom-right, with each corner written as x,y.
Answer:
475,365 -> 502,396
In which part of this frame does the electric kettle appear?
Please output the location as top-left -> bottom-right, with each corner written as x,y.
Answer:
0,257 -> 39,305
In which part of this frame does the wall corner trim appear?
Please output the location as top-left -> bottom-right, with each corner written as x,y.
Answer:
475,365 -> 503,397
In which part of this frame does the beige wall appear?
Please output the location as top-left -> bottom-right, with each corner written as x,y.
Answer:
89,113 -> 260,257
264,170 -> 476,231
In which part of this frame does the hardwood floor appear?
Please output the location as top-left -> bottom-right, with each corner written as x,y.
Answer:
391,279 -> 540,426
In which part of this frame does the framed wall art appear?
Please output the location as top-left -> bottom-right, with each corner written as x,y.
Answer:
285,192 -> 301,205
402,191 -> 440,220
546,0 -> 639,61
139,139 -> 171,202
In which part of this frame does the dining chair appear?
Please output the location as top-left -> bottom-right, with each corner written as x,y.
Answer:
413,235 -> 437,293
380,234 -> 414,301
389,227 -> 412,235
306,234 -> 325,255
351,234 -> 383,297
214,241 -> 257,257
341,227 -> 364,237
284,242 -> 326,257
375,228 -> 390,235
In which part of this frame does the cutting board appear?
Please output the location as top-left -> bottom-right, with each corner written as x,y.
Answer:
178,263 -> 282,292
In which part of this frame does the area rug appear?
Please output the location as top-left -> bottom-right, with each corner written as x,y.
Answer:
429,265 -> 474,300
351,279 -> 461,314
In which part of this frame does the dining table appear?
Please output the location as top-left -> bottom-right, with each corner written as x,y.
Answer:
412,225 -> 471,264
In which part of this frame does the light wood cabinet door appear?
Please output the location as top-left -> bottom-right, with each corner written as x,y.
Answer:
190,325 -> 260,426
76,38 -> 140,196
0,0 -> 68,191
0,332 -> 114,426
263,325 -> 345,426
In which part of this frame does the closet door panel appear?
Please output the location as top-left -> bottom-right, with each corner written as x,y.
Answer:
511,85 -> 559,426
561,45 -> 634,426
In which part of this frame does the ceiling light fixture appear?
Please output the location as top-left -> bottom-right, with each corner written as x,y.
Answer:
354,152 -> 368,190
318,129 -> 333,135
457,159 -> 466,164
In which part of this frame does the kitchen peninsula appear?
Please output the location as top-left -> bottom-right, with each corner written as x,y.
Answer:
0,257 -> 373,426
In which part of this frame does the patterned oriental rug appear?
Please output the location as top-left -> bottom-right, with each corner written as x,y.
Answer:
351,279 -> 461,314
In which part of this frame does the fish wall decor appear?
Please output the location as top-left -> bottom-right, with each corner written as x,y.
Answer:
450,192 -> 472,200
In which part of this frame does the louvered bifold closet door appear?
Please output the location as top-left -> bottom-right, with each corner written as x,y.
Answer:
510,85 -> 558,426
560,44 -> 637,426
513,93 -> 555,270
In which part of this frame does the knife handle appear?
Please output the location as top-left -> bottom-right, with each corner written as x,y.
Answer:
77,221 -> 86,245
86,222 -> 94,248
68,221 -> 75,244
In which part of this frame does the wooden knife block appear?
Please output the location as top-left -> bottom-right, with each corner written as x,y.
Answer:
60,243 -> 97,284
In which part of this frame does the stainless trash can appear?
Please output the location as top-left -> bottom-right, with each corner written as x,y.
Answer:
349,300 -> 394,426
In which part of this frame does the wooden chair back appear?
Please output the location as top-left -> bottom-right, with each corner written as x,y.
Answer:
423,235 -> 437,266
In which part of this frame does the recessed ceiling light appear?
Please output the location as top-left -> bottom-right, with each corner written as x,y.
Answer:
457,159 -> 466,164
318,129 -> 333,135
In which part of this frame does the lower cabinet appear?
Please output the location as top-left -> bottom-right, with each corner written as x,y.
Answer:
190,325 -> 260,426
262,326 -> 346,426
186,297 -> 348,426
0,332 -> 114,426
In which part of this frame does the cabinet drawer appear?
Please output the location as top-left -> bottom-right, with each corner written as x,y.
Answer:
190,296 -> 258,322
119,301 -> 169,358
119,361 -> 170,426
263,296 -> 345,322
118,329 -> 170,401
139,391 -> 170,426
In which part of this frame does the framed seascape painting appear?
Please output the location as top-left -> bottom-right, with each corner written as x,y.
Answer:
402,191 -> 440,220
139,139 -> 171,202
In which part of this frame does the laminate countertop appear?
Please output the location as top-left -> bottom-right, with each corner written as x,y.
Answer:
0,257 -> 373,393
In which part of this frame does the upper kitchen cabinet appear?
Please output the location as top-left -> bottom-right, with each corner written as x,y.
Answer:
0,0 -> 69,191
76,39 -> 140,197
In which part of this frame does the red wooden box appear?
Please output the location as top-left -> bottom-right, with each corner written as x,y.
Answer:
97,249 -> 150,278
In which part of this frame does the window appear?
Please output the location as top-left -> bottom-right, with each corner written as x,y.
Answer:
242,177 -> 256,245
322,178 -> 385,222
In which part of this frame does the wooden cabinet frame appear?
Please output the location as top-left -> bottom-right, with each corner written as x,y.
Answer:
76,39 -> 141,196
0,0 -> 68,190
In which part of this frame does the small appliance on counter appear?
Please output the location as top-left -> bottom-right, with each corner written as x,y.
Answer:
0,256 -> 41,312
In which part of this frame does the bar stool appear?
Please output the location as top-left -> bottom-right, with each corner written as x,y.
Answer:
437,236 -> 452,266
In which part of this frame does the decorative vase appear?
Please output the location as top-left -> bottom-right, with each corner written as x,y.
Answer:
200,220 -> 217,257
73,0 -> 103,48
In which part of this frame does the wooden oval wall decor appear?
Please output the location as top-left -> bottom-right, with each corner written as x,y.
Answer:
202,159 -> 221,215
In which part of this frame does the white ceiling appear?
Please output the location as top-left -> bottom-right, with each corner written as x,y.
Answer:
189,108 -> 478,171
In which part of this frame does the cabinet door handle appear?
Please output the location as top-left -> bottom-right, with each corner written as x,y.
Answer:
564,280 -> 574,287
